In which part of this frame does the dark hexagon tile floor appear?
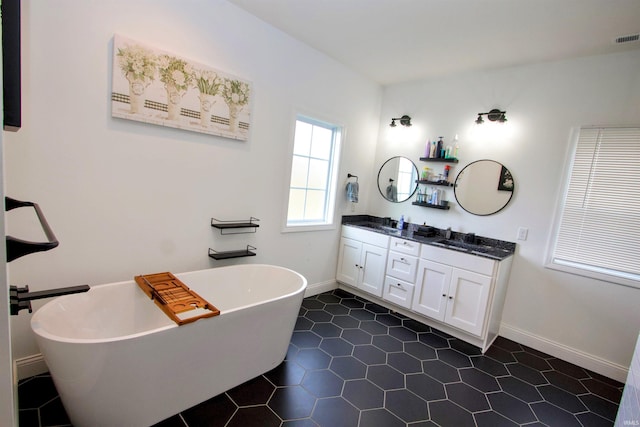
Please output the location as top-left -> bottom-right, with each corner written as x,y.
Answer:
19,289 -> 624,426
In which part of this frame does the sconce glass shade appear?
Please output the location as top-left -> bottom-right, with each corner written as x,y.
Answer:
475,115 -> 484,124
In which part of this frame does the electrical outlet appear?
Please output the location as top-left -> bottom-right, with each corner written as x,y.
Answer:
517,227 -> 528,241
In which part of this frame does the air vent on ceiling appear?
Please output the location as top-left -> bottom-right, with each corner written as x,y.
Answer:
614,33 -> 640,44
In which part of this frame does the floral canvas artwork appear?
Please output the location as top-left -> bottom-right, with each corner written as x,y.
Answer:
111,35 -> 252,141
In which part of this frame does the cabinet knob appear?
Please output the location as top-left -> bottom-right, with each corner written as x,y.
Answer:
396,283 -> 403,288
442,294 -> 446,297
448,296 -> 453,299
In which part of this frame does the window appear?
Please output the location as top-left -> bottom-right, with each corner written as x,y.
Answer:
284,114 -> 342,231
396,157 -> 416,202
547,126 -> 640,288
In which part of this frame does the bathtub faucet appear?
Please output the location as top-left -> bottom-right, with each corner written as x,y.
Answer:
9,284 -> 90,315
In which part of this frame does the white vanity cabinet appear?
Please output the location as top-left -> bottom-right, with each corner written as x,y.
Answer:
412,244 -> 513,347
336,226 -> 389,297
336,224 -> 513,352
382,237 -> 420,309
412,258 -> 491,335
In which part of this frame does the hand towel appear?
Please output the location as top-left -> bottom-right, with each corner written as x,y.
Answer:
346,181 -> 359,203
386,183 -> 397,202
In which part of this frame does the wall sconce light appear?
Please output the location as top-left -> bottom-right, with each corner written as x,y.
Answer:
390,115 -> 412,127
475,109 -> 507,124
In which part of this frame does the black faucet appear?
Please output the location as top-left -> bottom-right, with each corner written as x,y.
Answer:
445,227 -> 452,240
9,284 -> 90,315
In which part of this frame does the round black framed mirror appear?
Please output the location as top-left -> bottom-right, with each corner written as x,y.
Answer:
377,156 -> 419,203
454,159 -> 514,215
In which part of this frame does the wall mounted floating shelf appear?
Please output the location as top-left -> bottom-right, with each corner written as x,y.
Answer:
209,217 -> 259,260
411,202 -> 451,210
416,179 -> 452,187
419,157 -> 459,163
211,217 -> 259,235
208,246 -> 257,260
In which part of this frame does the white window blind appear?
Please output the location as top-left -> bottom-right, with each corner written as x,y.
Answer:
550,127 -> 640,286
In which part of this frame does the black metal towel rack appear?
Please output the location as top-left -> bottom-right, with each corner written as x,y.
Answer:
5,196 -> 60,262
5,196 -> 90,315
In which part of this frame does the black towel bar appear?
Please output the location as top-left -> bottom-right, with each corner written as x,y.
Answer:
5,197 -> 59,262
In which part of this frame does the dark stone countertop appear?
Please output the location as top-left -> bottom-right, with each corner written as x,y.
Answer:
342,215 -> 515,261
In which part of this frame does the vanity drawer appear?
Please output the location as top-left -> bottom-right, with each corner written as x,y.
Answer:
342,225 -> 390,248
389,237 -> 421,256
386,251 -> 418,282
383,276 -> 415,309
420,244 -> 496,276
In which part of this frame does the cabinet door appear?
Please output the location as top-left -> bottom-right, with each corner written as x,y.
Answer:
444,269 -> 491,336
336,237 -> 361,287
359,243 -> 387,297
411,259 -> 450,321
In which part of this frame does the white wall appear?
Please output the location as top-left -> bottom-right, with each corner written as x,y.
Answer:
373,50 -> 640,380
4,1 -> 381,360
6,0 -> 639,384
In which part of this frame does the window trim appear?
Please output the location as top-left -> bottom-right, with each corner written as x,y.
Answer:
281,110 -> 344,233
545,125 -> 640,289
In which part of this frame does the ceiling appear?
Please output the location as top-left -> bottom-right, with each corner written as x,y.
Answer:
228,0 -> 640,85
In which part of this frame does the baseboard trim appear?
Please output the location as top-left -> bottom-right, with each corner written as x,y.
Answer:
500,322 -> 628,383
15,354 -> 48,380
304,280 -> 338,297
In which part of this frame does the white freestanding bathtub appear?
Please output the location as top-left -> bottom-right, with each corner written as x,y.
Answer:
31,264 -> 307,427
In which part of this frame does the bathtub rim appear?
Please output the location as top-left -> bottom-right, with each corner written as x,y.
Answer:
30,264 -> 307,345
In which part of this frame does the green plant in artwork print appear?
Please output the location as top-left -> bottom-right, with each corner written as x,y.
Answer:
117,44 -> 157,84
221,78 -> 250,106
158,54 -> 194,92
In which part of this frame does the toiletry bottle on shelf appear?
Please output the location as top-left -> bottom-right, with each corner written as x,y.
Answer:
398,215 -> 404,230
430,141 -> 437,158
444,165 -> 451,180
422,167 -> 430,180
453,134 -> 459,159
436,137 -> 444,159
424,140 -> 431,158
445,146 -> 452,159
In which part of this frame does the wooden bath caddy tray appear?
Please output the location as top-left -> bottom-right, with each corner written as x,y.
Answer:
134,272 -> 220,326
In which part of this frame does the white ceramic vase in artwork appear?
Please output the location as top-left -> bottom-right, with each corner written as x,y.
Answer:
227,103 -> 240,133
165,85 -> 182,121
128,79 -> 146,114
199,94 -> 216,127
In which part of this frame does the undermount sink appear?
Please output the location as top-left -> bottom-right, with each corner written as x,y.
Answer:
360,223 -> 400,233
432,239 -> 496,254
